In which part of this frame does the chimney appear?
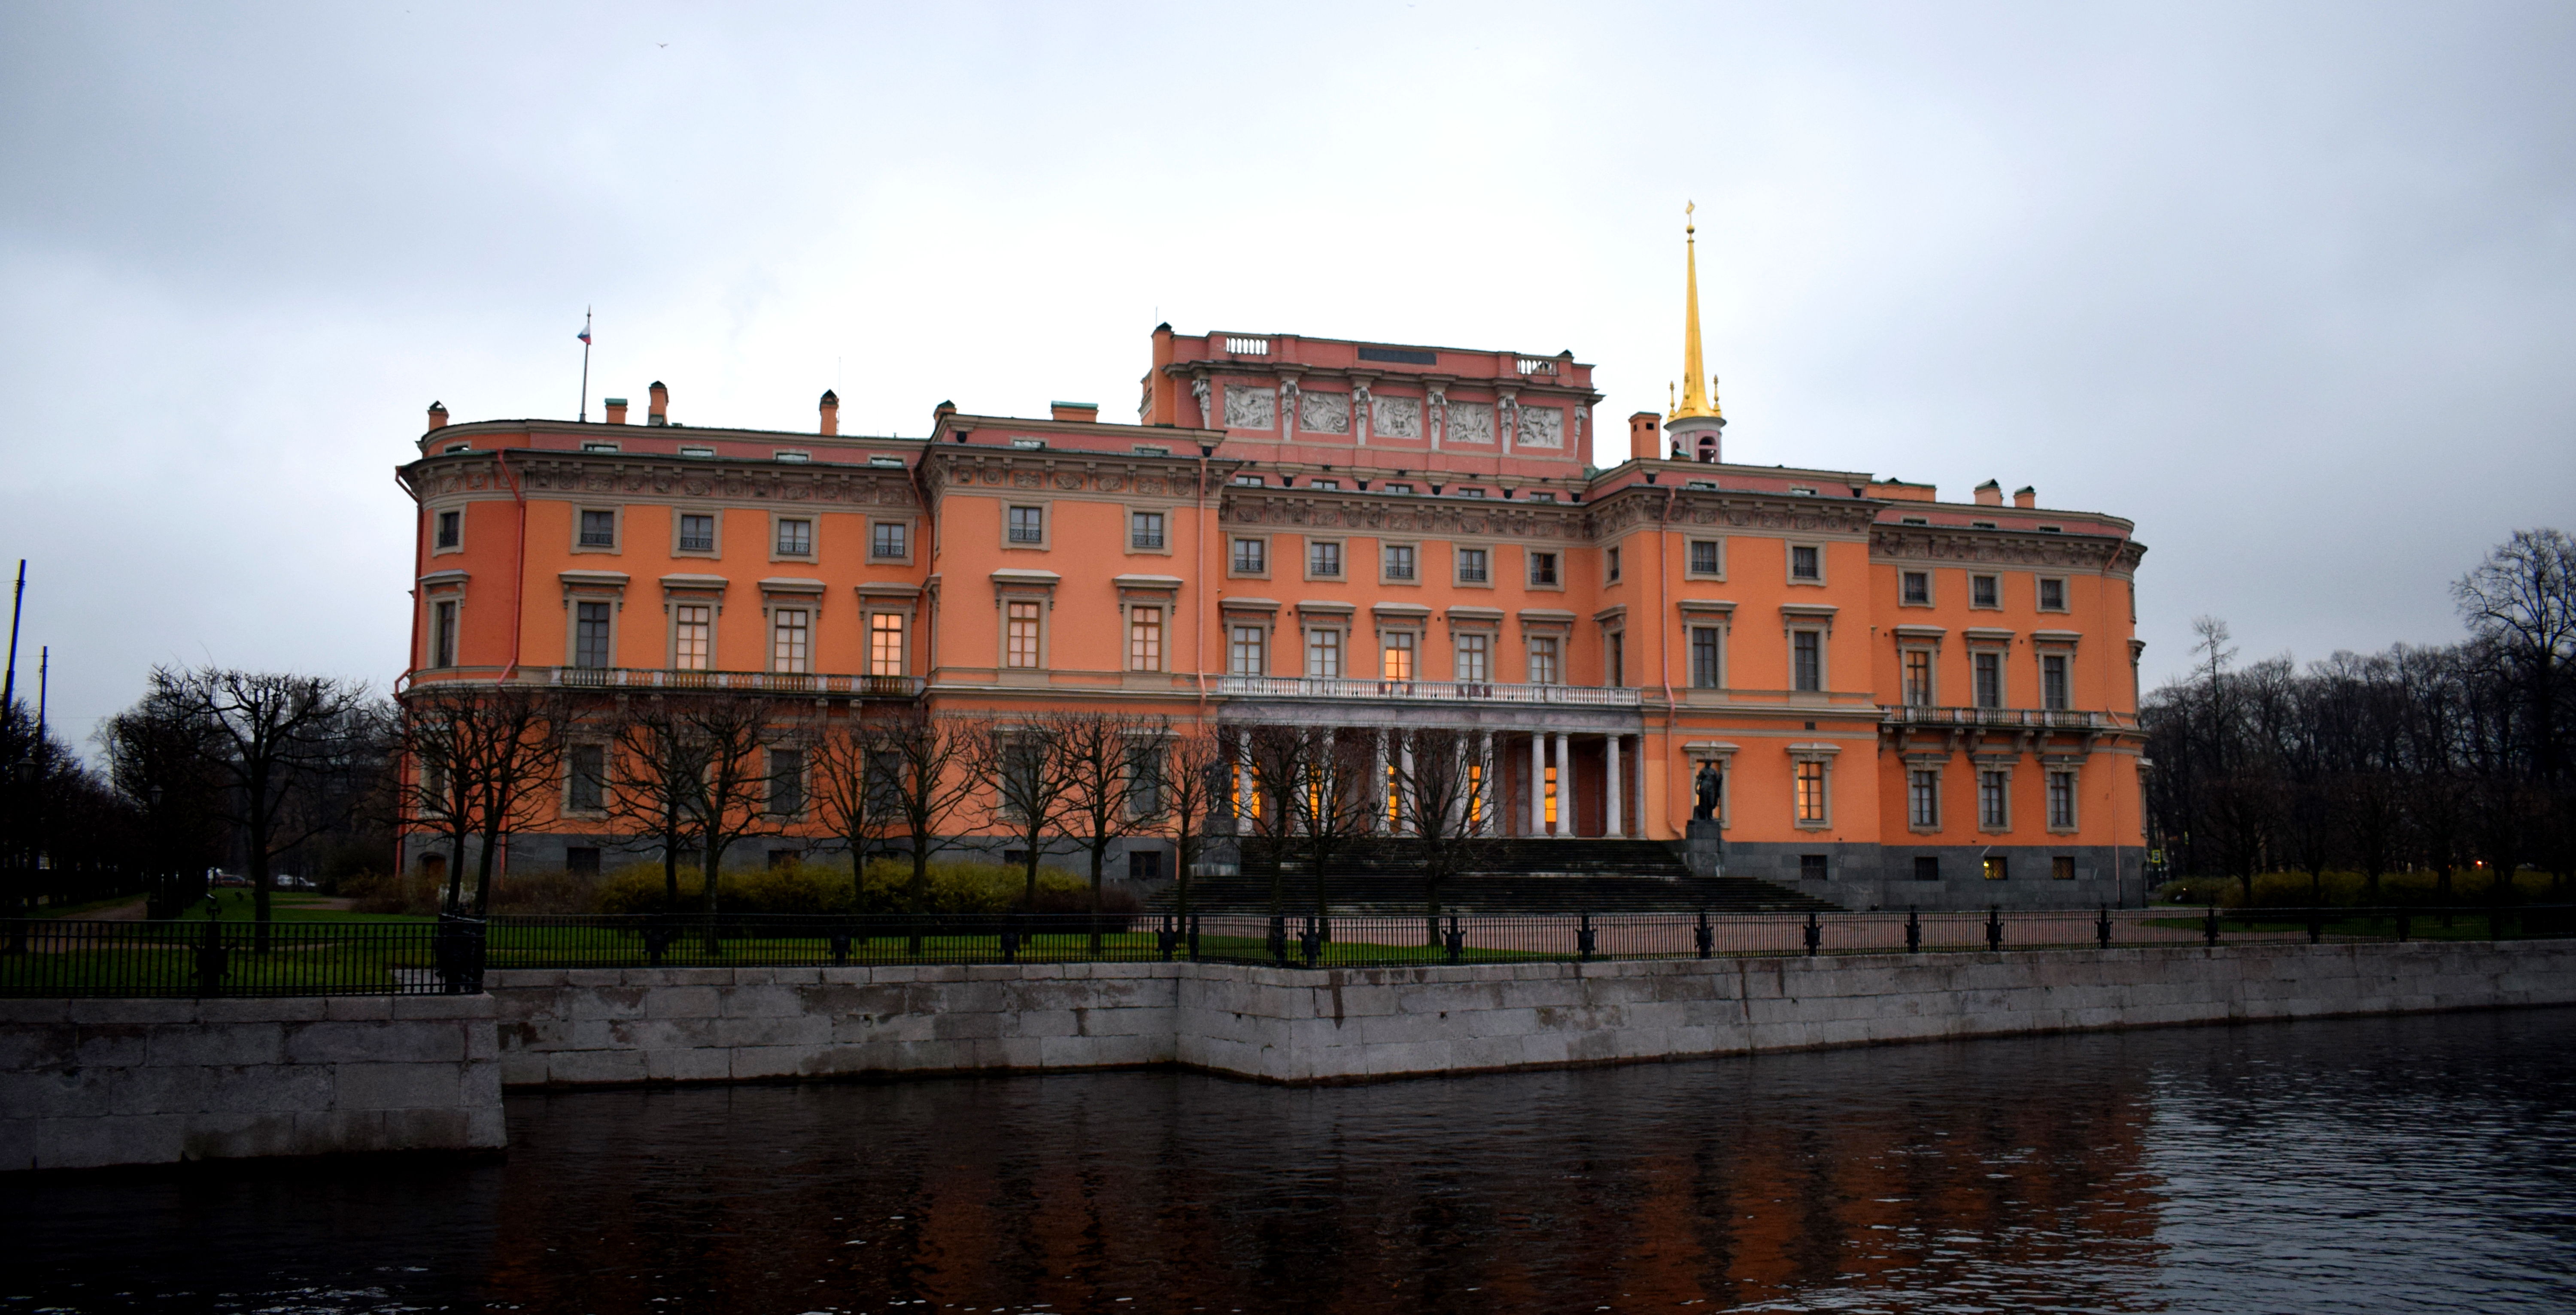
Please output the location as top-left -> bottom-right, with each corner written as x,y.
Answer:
1974,479 -> 2003,507
1628,412 -> 1661,462
603,397 -> 629,425
2012,485 -> 2036,509
1050,400 -> 1100,424
426,400 -> 448,430
647,381 -> 669,427
819,390 -> 840,436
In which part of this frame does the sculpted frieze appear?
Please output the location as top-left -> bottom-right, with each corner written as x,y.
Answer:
1870,527 -> 2145,573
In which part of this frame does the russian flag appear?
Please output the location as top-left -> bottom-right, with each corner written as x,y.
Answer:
577,326 -> 592,345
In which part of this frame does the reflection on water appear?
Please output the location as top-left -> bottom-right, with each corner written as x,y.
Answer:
9,1009 -> 2575,1313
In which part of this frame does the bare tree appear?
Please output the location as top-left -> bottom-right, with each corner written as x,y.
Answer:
1238,724 -> 1312,921
604,695 -> 709,912
1288,727 -> 1376,926
680,694 -> 781,935
971,717 -> 1077,912
145,667 -> 377,933
2454,527 -> 2575,784
874,709 -> 982,915
1050,711 -> 1170,932
803,710 -> 888,910
1387,726 -> 1494,938
397,685 -> 568,915
101,692 -> 231,911
1154,723 -> 1230,922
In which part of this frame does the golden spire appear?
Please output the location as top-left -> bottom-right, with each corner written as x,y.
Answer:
1671,201 -> 1721,421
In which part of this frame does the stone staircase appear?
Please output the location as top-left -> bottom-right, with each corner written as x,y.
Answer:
1158,837 -> 1840,915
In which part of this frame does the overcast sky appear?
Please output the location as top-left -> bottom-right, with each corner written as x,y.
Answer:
3,1 -> 2571,754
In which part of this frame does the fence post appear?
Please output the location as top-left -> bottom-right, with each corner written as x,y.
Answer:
1578,912 -> 1596,962
1695,910 -> 1713,960
1803,911 -> 1820,957
1905,906 -> 1920,954
1268,914 -> 1287,966
1446,915 -> 1464,965
2096,904 -> 2112,949
2308,909 -> 2324,945
2396,910 -> 2410,943
1985,905 -> 2002,952
1300,915 -> 1321,967
195,914 -> 226,997
2204,901 -> 2220,947
1188,914 -> 1201,961
1160,913 -> 1176,963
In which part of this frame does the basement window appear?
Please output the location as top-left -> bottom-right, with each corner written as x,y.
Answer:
1011,437 -> 1045,450
679,445 -> 716,458
581,441 -> 620,454
869,455 -> 905,467
775,450 -> 811,463
444,442 -> 471,454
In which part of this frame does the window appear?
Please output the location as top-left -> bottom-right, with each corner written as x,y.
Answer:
1006,602 -> 1042,668
580,509 -> 617,548
573,602 -> 612,668
872,522 -> 908,560
1903,650 -> 1934,706
1382,632 -> 1414,680
869,614 -> 904,676
1983,855 -> 2010,881
1454,633 -> 1490,682
1305,627 -> 1342,677
678,445 -> 716,458
1130,511 -> 1165,550
1455,488 -> 1485,498
1382,482 -> 1414,494
1232,538 -> 1266,574
1008,506 -> 1044,545
2039,577 -> 2067,611
1914,855 -> 1941,882
1974,652 -> 2003,708
1790,545 -> 1820,580
1308,541 -> 1342,578
1130,606 -> 1164,671
2052,854 -> 2076,881
1009,437 -> 1044,451
1384,544 -> 1416,581
1457,547 -> 1488,583
775,518 -> 813,556
1606,547 -> 1622,582
1979,770 -> 2009,829
1902,571 -> 1929,606
1528,551 -> 1557,586
774,450 -> 811,463
1528,636 -> 1561,685
1795,761 -> 1826,823
1688,540 -> 1721,576
1527,491 -> 1556,503
1127,749 -> 1165,818
567,745 -> 605,813
1229,625 -> 1266,676
1972,520 -> 1996,530
565,845 -> 602,876
1971,574 -> 1999,608
1607,631 -> 1625,686
1909,770 -> 1940,828
2043,654 -> 2070,710
431,600 -> 458,667
1901,515 -> 1929,526
1800,854 -> 1828,881
1690,627 -> 1722,688
772,609 -> 811,673
434,510 -> 460,549
673,605 -> 712,671
678,513 -> 716,553
1132,444 -> 1169,458
869,455 -> 905,468
2048,771 -> 2077,829
1234,474 -> 1264,487
768,748 -> 805,817
1793,631 -> 1822,692
1309,479 -> 1340,491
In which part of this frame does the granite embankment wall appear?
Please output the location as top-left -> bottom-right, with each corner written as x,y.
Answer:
1,995 -> 504,1172
489,939 -> 2576,1087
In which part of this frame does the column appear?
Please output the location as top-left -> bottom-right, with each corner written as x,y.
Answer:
1475,731 -> 1494,835
1552,732 -> 1573,837
1370,727 -> 1389,835
1236,733 -> 1254,836
1449,737 -> 1470,833
1606,734 -> 1623,838
1397,731 -> 1417,837
1529,732 -> 1546,838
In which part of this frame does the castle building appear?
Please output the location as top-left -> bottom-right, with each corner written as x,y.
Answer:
398,221 -> 2148,907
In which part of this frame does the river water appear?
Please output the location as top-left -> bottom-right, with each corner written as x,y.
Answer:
8,1009 -> 2576,1314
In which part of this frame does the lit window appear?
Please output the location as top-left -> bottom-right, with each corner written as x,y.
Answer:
1457,548 -> 1488,584
1384,544 -> 1416,581
1528,551 -> 1558,586
1528,636 -> 1560,685
2039,577 -> 2067,610
776,518 -> 813,556
1005,602 -> 1042,668
1904,650 -> 1934,706
573,602 -> 612,668
869,614 -> 904,677
580,509 -> 617,548
872,522 -> 907,559
1382,632 -> 1414,680
2043,654 -> 2070,710
1130,606 -> 1164,671
431,600 -> 458,668
1008,506 -> 1044,545
1795,761 -> 1826,823
1975,652 -> 2003,708
1688,540 -> 1720,575
2049,772 -> 2077,829
1454,633 -> 1489,682
1305,628 -> 1342,677
1971,575 -> 1999,608
673,605 -> 711,671
1790,545 -> 1820,580
1793,631 -> 1822,692
772,609 -> 811,673
1984,856 -> 2009,881
1232,538 -> 1266,573
434,510 -> 460,550
678,513 -> 716,553
1902,571 -> 1929,606
1980,770 -> 2009,829
1689,627 -> 1722,688
1130,511 -> 1166,550
1308,541 -> 1342,578
1909,770 -> 1939,828
1229,625 -> 1265,676
2052,854 -> 2076,880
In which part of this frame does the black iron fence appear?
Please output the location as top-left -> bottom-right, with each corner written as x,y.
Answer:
5,906 -> 2569,996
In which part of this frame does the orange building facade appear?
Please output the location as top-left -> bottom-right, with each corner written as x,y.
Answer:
399,257 -> 2148,908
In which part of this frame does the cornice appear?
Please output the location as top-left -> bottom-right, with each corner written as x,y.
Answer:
1870,526 -> 2148,574
1587,485 -> 1883,539
1219,491 -> 1589,541
1162,360 -> 1602,405
920,449 -> 1227,501
403,453 -> 921,509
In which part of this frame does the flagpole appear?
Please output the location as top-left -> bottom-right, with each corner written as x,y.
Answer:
578,307 -> 592,423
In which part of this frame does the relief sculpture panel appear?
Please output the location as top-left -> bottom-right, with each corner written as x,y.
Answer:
1299,389 -> 1352,435
1224,385 -> 1277,431
1372,396 -> 1422,439
1518,405 -> 1565,449
1448,401 -> 1495,445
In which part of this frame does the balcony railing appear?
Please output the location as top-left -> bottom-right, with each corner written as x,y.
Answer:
1218,676 -> 1643,708
1880,705 -> 2119,730
544,667 -> 923,697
